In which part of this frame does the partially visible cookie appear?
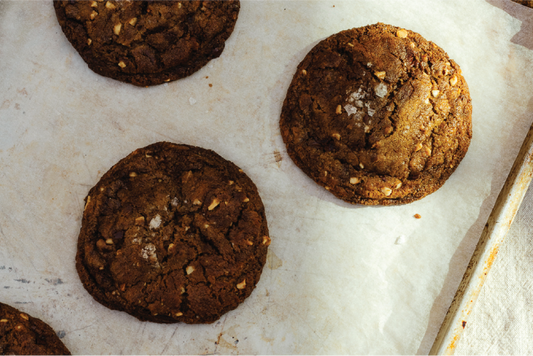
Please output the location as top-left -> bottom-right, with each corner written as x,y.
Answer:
0,302 -> 71,355
280,23 -> 472,205
54,0 -> 240,86
512,0 -> 533,8
77,142 -> 270,324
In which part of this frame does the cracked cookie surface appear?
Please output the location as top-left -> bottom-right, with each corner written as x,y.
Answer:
77,142 -> 270,324
0,302 -> 71,355
280,23 -> 472,205
54,0 -> 240,86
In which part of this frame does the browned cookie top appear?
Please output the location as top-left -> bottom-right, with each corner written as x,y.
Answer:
54,0 -> 240,86
0,302 -> 71,355
280,23 -> 472,205
77,142 -> 270,324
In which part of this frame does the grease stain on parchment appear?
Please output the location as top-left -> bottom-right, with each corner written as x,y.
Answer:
267,251 -> 283,270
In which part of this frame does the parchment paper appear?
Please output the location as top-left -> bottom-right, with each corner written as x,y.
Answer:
1,0 -> 533,354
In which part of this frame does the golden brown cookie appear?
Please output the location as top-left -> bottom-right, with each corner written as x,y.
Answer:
77,142 -> 270,323
280,23 -> 472,205
54,0 -> 240,86
0,302 -> 71,355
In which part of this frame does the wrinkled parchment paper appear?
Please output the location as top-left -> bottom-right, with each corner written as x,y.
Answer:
1,0 -> 533,354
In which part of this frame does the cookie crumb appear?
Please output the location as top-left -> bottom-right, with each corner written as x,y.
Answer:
414,214 -> 421,219
395,235 -> 406,245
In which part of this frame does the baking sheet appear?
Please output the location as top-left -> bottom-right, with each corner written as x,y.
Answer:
455,165 -> 533,354
1,0 -> 533,354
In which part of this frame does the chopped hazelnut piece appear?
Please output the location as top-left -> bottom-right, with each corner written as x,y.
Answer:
0,319 -> 7,323
245,240 -> 253,246
347,42 -> 354,47
425,147 -> 432,155
236,280 -> 246,289
91,1 -> 98,7
118,61 -> 126,68
193,199 -> 202,205
19,313 -> 29,320
301,69 -> 307,75
396,182 -> 402,189
381,187 -> 392,196
175,312 -> 183,317
397,29 -> 408,38
135,216 -> 145,225
450,76 -> 458,86
15,325 -> 23,331
262,235 -> 271,245
106,238 -> 113,245
113,23 -> 122,36
90,11 -> 98,20
129,172 -> 137,177
432,90 -> 440,97
186,266 -> 195,275
180,287 -> 185,294
332,133 -> 341,140
374,71 -> 386,80
129,17 -> 137,26
168,243 -> 175,252
105,1 -> 116,9
228,180 -> 234,185
243,197 -> 249,202
415,143 -> 423,152
350,177 -> 360,184
359,163 -> 364,169
87,38 -> 92,46
208,198 -> 220,210
336,105 -> 342,114
84,196 -> 91,210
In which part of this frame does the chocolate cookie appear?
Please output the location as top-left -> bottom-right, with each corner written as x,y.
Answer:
0,302 -> 71,355
54,0 -> 240,86
280,23 -> 472,205
77,142 -> 270,324
512,0 -> 533,8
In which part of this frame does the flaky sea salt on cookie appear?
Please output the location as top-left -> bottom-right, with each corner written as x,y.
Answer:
280,23 -> 472,205
77,142 -> 270,323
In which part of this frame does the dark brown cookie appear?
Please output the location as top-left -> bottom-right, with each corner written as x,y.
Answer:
512,0 -> 533,8
54,0 -> 240,86
0,302 -> 71,355
280,23 -> 472,205
77,142 -> 270,324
